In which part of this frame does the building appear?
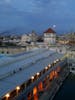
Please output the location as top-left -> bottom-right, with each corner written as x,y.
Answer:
21,34 -> 31,46
21,31 -> 38,46
0,35 -> 21,46
29,30 -> 38,42
57,32 -> 75,45
68,32 -> 75,46
44,28 -> 56,45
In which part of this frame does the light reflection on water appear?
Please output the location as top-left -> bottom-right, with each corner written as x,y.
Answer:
54,73 -> 75,100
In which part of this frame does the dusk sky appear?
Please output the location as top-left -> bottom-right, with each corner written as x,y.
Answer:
0,0 -> 75,34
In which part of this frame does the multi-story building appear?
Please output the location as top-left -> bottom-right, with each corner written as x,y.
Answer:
57,32 -> 75,45
21,31 -> 38,45
44,28 -> 56,45
29,30 -> 38,42
21,34 -> 31,43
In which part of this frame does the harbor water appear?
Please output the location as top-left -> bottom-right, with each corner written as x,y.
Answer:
54,73 -> 75,100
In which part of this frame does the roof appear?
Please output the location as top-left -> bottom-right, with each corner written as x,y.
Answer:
0,48 -> 64,98
44,28 -> 56,34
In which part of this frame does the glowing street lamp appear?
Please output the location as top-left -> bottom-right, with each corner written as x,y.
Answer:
54,60 -> 56,64
56,59 -> 59,62
36,72 -> 40,79
31,76 -> 34,80
31,76 -> 34,82
45,66 -> 48,70
5,93 -> 10,100
48,64 -> 51,68
16,86 -> 20,96
36,72 -> 40,76
16,86 -> 20,90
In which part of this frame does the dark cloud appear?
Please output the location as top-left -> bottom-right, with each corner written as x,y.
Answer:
0,0 -> 75,33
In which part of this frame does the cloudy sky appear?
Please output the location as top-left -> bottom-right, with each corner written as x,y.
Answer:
0,0 -> 75,34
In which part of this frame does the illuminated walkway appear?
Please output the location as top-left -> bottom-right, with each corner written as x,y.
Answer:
39,66 -> 69,100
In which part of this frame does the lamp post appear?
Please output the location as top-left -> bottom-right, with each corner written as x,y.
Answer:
31,76 -> 34,82
16,86 -> 20,96
5,93 -> 10,100
36,72 -> 40,79
36,72 -> 40,76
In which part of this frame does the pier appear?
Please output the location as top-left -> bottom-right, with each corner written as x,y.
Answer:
0,48 -> 69,100
39,65 -> 70,100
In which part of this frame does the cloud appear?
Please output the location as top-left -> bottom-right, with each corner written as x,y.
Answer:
5,0 -> 11,3
0,0 -> 75,33
0,0 -> 11,4
20,0 -> 68,14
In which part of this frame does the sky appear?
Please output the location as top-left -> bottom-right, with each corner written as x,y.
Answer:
0,0 -> 75,34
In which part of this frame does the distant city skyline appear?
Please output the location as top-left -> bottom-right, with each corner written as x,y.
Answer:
0,0 -> 75,34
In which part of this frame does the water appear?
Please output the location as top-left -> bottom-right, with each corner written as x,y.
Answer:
0,54 -> 4,58
54,73 -> 75,100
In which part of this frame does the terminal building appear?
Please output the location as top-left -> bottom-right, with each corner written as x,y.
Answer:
0,48 -> 67,100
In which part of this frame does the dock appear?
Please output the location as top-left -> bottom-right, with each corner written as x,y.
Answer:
39,66 -> 70,100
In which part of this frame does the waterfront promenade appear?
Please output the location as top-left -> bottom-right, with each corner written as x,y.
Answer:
39,66 -> 69,100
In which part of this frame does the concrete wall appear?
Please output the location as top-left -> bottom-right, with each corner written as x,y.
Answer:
0,47 -> 26,54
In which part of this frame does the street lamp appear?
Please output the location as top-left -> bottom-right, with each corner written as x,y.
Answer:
5,93 -> 10,100
36,72 -> 40,76
36,72 -> 40,79
45,66 -> 48,70
16,86 -> 20,96
48,64 -> 51,68
54,60 -> 56,64
31,76 -> 34,80
31,76 -> 34,82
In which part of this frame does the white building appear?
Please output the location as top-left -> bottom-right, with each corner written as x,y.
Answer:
21,34 -> 31,45
21,31 -> 38,46
29,31 -> 38,42
44,28 -> 56,45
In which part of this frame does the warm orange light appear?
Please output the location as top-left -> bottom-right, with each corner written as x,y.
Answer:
54,71 -> 58,77
33,87 -> 38,100
38,82 -> 43,92
50,72 -> 53,80
33,87 -> 38,95
16,86 -> 20,90
5,93 -> 10,98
